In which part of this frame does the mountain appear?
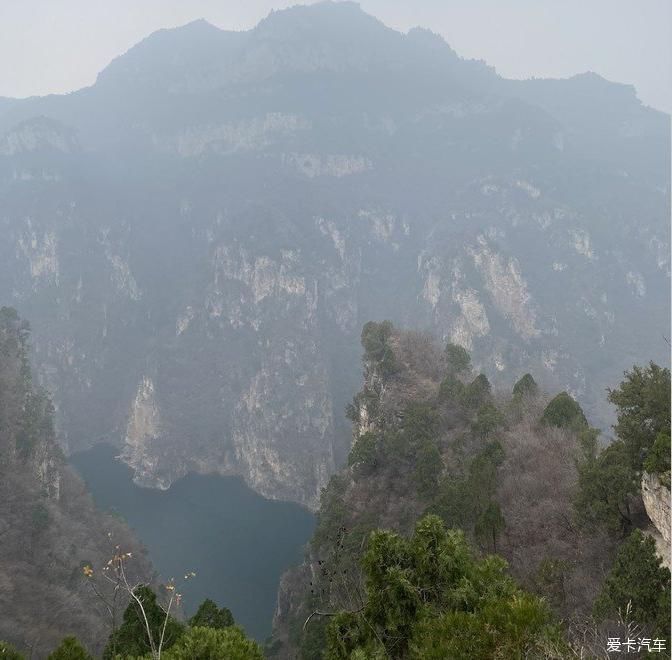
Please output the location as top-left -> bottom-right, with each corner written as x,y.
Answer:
0,1 -> 668,508
269,322 -> 668,658
0,308 -> 152,658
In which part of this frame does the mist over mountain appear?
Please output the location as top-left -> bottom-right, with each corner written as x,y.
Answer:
0,1 -> 668,509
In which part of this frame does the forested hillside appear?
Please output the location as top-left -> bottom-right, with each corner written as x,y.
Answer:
0,307 -> 151,657
270,321 -> 671,659
0,314 -> 668,658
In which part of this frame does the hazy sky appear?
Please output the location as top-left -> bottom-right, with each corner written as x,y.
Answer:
0,0 -> 670,112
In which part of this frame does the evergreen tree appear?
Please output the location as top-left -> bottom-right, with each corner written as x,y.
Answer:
413,440 -> 442,498
475,501 -> 505,553
103,586 -> 184,659
541,392 -> 587,430
461,374 -> 492,410
575,440 -> 638,533
643,431 -> 671,478
608,362 -> 670,471
47,637 -> 92,660
162,626 -> 263,660
512,373 -> 539,399
348,432 -> 379,477
444,343 -> 471,374
593,529 -> 671,636
471,403 -> 504,439
400,403 -> 439,444
189,598 -> 234,629
575,363 -> 671,535
360,321 -> 398,377
437,373 -> 464,403
324,515 -> 559,659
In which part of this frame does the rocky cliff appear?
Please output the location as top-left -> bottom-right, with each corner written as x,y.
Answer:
0,308 -> 151,658
0,2 -> 668,507
642,471 -> 671,568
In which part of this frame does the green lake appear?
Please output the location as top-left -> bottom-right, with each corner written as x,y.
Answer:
71,444 -> 315,641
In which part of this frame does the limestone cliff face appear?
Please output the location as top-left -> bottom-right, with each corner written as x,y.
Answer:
642,472 -> 671,567
0,3 -> 668,507
121,376 -> 168,489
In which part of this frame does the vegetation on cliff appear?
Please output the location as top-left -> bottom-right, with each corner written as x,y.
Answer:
270,321 -> 671,659
1,312 -> 668,658
2,584 -> 261,660
0,307 -> 153,657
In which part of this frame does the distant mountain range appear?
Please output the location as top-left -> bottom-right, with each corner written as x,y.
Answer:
0,1 -> 668,508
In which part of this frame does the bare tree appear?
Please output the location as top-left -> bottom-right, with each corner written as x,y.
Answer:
83,540 -> 194,660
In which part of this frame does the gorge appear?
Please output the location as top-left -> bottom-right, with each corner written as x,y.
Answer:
0,2 -> 668,512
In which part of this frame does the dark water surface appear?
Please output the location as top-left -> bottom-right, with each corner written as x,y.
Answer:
70,444 -> 315,641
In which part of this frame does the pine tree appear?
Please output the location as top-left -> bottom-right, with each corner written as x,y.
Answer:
541,392 -> 587,430
47,637 -> 92,660
594,529 -> 671,636
103,586 -> 184,659
189,599 -> 234,629
162,626 -> 263,660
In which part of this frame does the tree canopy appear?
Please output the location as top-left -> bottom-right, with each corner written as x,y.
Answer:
323,515 -> 560,659
593,529 -> 671,637
47,637 -> 92,660
188,599 -> 234,630
541,392 -> 587,430
608,362 -> 671,472
103,586 -> 183,659
361,321 -> 398,377
444,343 -> 471,374
162,626 -> 263,660
512,373 -> 539,399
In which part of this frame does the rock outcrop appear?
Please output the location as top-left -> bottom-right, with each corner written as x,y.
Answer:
642,471 -> 671,567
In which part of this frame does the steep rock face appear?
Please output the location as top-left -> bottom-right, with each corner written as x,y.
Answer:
121,376 -> 166,488
0,308 -> 151,658
0,3 -> 668,506
642,472 -> 671,567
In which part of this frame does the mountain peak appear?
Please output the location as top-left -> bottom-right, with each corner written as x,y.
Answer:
93,1 -> 475,94
256,1 -> 379,32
